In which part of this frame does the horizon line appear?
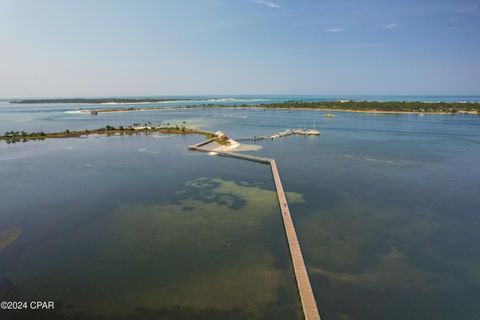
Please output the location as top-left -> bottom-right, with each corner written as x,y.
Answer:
2,93 -> 480,100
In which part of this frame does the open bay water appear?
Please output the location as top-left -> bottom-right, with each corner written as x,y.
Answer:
0,134 -> 302,319
1,96 -> 480,319
1,95 -> 480,133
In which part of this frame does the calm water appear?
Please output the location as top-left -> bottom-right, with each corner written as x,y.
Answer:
1,97 -> 480,319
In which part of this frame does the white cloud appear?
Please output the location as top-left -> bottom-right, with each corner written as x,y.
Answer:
324,28 -> 343,32
253,0 -> 280,9
383,23 -> 398,29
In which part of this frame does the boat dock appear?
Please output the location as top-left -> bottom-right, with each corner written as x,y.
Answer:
234,128 -> 320,142
188,137 -> 321,320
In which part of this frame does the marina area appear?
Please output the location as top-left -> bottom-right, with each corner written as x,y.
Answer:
235,128 -> 320,142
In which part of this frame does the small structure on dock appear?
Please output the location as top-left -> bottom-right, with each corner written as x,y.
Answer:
214,131 -> 226,139
90,109 -> 98,115
214,130 -> 230,144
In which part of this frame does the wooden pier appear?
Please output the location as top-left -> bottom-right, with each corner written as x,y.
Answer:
190,147 -> 271,164
234,128 -> 320,142
270,159 -> 321,320
189,138 -> 216,148
188,138 -> 321,320
234,136 -> 268,142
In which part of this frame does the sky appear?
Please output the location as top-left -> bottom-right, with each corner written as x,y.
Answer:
0,0 -> 479,97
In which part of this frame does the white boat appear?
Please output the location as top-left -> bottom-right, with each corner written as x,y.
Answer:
306,119 -> 320,135
305,129 -> 320,135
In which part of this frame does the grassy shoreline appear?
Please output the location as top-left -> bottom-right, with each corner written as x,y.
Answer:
1,125 -> 215,144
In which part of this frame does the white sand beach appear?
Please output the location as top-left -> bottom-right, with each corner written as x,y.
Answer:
213,139 -> 240,152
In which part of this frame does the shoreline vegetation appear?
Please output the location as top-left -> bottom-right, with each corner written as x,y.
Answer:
0,123 -> 222,144
256,100 -> 480,114
31,100 -> 480,115
10,98 -> 195,104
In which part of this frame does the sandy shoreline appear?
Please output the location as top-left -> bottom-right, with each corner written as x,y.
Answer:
213,139 -> 240,152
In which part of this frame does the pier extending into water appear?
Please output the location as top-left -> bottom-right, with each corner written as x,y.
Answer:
234,128 -> 320,142
189,137 -> 321,320
270,159 -> 320,320
189,138 -> 216,148
189,145 -> 271,164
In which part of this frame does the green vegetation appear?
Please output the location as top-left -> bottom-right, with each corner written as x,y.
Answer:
215,135 -> 230,145
215,100 -> 480,113
3,130 -> 47,143
1,124 -> 214,144
70,100 -> 480,115
8,96 -> 480,112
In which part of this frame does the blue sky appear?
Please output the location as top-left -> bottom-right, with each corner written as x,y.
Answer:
0,0 -> 479,97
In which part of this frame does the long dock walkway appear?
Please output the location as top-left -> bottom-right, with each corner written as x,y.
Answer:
189,137 -> 216,148
188,138 -> 321,320
270,159 -> 321,320
189,146 -> 271,164
234,128 -> 320,142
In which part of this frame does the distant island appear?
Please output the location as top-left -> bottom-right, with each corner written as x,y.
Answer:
10,98 -> 196,104
247,100 -> 480,114
60,100 -> 480,115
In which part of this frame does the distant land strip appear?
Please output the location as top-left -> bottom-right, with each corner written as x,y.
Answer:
10,98 -> 195,104
251,100 -> 480,113
57,100 -> 480,115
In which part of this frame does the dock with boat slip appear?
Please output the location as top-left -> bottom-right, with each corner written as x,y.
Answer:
234,128 -> 320,142
189,135 -> 321,320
